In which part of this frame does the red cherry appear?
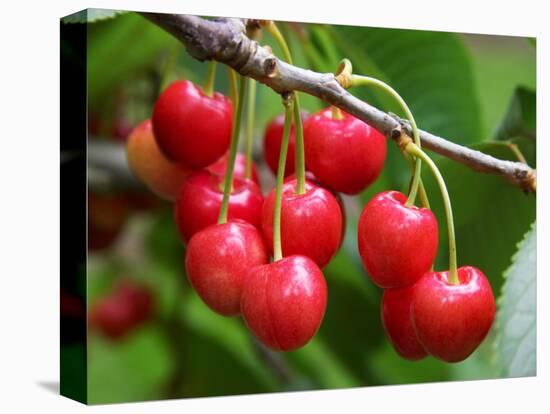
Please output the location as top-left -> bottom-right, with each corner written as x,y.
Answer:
208,152 -> 260,186
126,119 -> 192,201
262,178 -> 343,268
411,266 -> 495,363
174,170 -> 263,244
358,191 -> 438,288
382,286 -> 428,361
263,111 -> 309,177
303,108 -> 386,194
89,296 -> 135,340
89,280 -> 154,340
284,172 -> 347,249
185,221 -> 268,316
152,80 -> 233,168
114,280 -> 154,325
241,255 -> 327,351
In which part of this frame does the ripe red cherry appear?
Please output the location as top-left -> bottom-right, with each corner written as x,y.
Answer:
241,255 -> 327,351
152,80 -> 233,168
174,170 -> 263,244
262,178 -> 343,268
89,295 -> 135,340
89,281 -> 153,340
303,108 -> 386,194
126,119 -> 192,201
358,191 -> 438,289
411,266 -> 495,363
263,111 -> 308,177
382,286 -> 427,361
284,172 -> 347,249
208,152 -> 260,186
185,220 -> 268,316
115,280 -> 154,325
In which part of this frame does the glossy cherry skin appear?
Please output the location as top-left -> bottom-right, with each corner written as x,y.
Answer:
358,191 -> 438,289
185,220 -> 268,316
382,286 -> 428,361
208,152 -> 260,186
262,178 -> 343,268
174,170 -> 263,244
126,119 -> 192,201
241,255 -> 327,351
263,111 -> 309,177
284,172 -> 347,249
303,108 -> 386,194
152,80 -> 233,168
411,266 -> 495,363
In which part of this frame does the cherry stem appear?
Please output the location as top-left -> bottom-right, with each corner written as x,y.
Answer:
265,21 -> 306,195
245,78 -> 257,180
403,151 -> 431,209
203,60 -> 217,97
350,74 -> 422,207
406,142 -> 459,284
292,96 -> 306,195
273,94 -> 295,261
217,75 -> 247,224
160,42 -> 180,91
227,67 -> 238,106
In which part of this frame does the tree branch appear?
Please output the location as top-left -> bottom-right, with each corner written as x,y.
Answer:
86,139 -> 143,192
140,12 -> 536,193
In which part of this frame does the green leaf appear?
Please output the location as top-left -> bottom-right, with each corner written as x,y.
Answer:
494,86 -> 536,141
495,223 -> 536,377
87,13 -> 177,109
62,9 -> 127,24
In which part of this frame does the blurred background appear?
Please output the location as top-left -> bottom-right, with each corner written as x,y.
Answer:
62,10 -> 536,404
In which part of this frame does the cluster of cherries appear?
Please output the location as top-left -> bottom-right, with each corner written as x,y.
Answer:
125,70 -> 495,360
89,280 -> 154,340
359,191 -> 495,362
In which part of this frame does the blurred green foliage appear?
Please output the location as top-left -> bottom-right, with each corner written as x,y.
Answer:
82,10 -> 536,404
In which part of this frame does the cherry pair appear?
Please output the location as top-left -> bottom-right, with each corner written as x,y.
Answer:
358,190 -> 495,362
125,79 -> 263,243
382,268 -> 495,362
185,219 -> 326,351
259,106 -> 387,267
264,107 -> 387,195
89,280 -> 154,340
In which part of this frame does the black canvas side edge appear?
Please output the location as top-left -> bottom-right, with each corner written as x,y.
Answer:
60,9 -> 88,404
